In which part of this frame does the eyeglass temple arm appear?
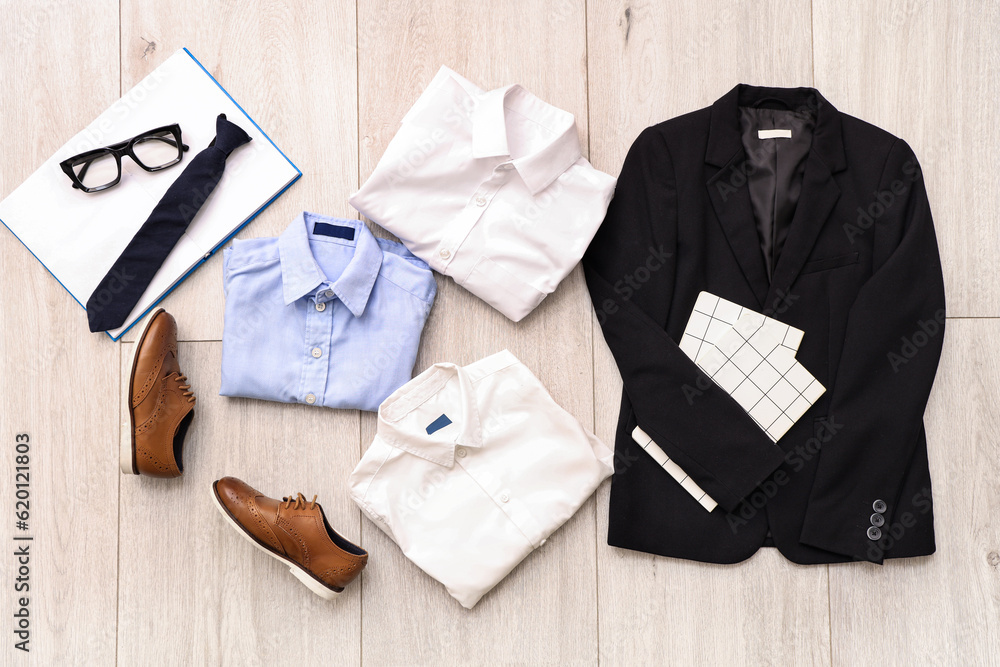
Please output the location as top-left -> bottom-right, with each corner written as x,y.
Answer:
141,136 -> 188,151
164,137 -> 189,152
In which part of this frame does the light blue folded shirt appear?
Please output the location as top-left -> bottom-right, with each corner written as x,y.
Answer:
220,212 -> 436,411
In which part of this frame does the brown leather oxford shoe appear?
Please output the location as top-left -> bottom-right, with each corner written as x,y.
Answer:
122,307 -> 195,477
212,477 -> 368,599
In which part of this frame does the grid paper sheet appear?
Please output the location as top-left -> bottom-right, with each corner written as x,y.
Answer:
680,292 -> 804,361
696,310 -> 825,442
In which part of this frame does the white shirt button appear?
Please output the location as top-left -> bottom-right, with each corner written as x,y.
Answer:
499,163 -> 513,171
475,196 -> 487,206
315,301 -> 326,312
324,290 -> 334,298
456,447 -> 467,458
439,248 -> 451,259
500,493 -> 509,503
311,347 -> 322,358
305,393 -> 317,404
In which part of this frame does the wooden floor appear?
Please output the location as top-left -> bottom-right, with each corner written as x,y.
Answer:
1,1 -> 998,665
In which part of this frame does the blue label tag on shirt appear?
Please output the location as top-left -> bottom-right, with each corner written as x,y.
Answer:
426,414 -> 452,435
313,222 -> 355,240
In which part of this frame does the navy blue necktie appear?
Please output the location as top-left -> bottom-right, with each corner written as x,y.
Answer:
87,113 -> 251,332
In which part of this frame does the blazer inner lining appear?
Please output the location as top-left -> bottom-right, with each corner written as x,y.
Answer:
738,106 -> 816,280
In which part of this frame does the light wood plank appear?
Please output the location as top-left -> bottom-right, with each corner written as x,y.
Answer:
1,1 -> 997,665
0,2 -> 121,665
356,1 -> 600,664
813,0 -> 1000,318
118,0 -> 360,342
586,2 -> 832,665
824,320 -> 1000,665
116,341 -> 363,665
812,3 -> 1000,663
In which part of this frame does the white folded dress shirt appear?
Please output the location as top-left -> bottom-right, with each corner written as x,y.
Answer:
349,66 -> 617,322
348,349 -> 614,608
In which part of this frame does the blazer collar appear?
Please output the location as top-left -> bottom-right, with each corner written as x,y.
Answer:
277,212 -> 383,317
705,85 -> 846,308
706,84 -> 847,172
471,83 -> 582,195
377,362 -> 484,467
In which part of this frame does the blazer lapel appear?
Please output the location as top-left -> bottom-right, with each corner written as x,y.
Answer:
705,85 -> 769,308
765,91 -> 848,307
765,153 -> 841,307
706,156 -> 769,307
704,84 -> 849,312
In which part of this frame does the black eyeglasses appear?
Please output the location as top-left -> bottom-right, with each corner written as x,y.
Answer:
59,124 -> 189,193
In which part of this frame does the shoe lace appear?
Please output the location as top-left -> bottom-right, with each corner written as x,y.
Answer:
282,493 -> 318,511
176,374 -> 196,403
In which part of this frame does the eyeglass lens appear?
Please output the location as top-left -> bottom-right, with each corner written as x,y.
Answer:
132,130 -> 183,169
72,152 -> 119,190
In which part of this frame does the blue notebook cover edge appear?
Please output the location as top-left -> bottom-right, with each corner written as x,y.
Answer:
0,47 -> 302,342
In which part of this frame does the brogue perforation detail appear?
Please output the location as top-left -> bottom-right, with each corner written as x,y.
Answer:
131,326 -> 176,405
276,517 -> 311,567
137,446 -> 172,472
246,497 -> 282,552
135,382 -> 170,435
132,344 -> 170,407
320,566 -> 355,578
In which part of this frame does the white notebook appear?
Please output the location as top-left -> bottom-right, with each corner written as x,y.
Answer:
0,48 -> 301,339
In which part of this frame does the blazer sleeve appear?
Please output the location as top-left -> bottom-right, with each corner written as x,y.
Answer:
798,139 -> 946,563
584,127 -> 786,512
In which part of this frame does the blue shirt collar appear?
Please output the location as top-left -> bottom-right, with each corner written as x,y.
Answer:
277,212 -> 383,317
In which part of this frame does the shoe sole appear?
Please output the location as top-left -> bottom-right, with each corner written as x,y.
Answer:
121,306 -> 165,475
210,482 -> 343,600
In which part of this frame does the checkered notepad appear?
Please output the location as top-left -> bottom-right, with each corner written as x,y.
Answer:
679,292 -> 804,363
696,309 -> 824,442
632,292 -> 825,511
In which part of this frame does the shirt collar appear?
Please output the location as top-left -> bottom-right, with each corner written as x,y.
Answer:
277,212 -> 383,317
470,83 -> 582,195
376,362 -> 483,467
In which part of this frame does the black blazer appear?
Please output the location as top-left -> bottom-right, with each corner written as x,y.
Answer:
584,84 -> 945,565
